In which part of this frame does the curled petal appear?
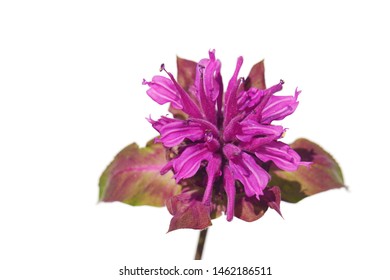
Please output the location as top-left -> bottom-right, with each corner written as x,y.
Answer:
261,88 -> 300,124
244,80 -> 284,122
194,50 -> 223,101
228,151 -> 270,199
255,141 -> 309,171
237,88 -> 264,111
194,57 -> 209,99
223,56 -> 244,128
196,67 -> 217,124
143,76 -> 183,109
147,116 -> 175,133
156,119 -> 204,148
161,65 -> 204,118
240,136 -> 278,152
203,49 -> 222,102
193,50 -> 223,124
152,117 -> 219,148
237,80 -> 284,113
237,120 -> 284,142
189,117 -> 219,136
171,144 -> 215,182
170,56 -> 198,120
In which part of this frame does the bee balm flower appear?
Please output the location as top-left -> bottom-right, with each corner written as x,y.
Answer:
143,50 -> 309,230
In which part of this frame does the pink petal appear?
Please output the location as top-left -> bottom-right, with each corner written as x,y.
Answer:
261,88 -> 300,124
156,119 -> 205,147
147,116 -> 175,133
237,88 -> 264,111
172,144 -> 214,182
237,120 -> 284,142
143,76 -> 183,109
155,117 -> 219,148
223,165 -> 236,221
224,146 -> 270,199
255,141 -> 305,171
203,50 -> 222,102
196,66 -> 217,124
202,154 -> 222,205
223,56 -> 243,128
244,80 -> 284,122
160,64 -> 204,119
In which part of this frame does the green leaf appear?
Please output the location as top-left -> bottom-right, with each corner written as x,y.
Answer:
99,141 -> 181,207
270,138 -> 345,203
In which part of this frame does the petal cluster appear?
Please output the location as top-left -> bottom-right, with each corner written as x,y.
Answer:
144,50 -> 308,226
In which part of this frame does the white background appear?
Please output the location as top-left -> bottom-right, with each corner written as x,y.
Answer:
1,0 -> 389,279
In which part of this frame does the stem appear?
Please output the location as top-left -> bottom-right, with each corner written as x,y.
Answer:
194,229 -> 208,260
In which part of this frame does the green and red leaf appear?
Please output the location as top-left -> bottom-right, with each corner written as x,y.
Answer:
99,141 -> 181,207
271,138 -> 345,203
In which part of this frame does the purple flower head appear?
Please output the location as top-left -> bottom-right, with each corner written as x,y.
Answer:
144,50 -> 310,229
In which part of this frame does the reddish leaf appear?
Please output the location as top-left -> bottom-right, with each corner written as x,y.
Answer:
99,141 -> 181,207
176,56 -> 197,91
234,195 -> 268,222
167,56 -> 197,120
234,186 -> 282,222
270,138 -> 345,203
179,174 -> 224,220
166,188 -> 212,232
263,186 -> 282,217
243,60 -> 266,91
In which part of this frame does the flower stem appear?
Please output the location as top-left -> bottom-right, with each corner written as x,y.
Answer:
194,228 -> 208,260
